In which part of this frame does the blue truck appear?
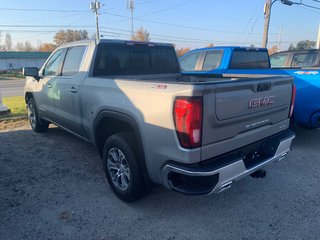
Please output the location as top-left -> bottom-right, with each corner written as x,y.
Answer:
179,46 -> 319,128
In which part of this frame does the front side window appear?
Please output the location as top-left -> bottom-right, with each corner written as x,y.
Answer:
179,52 -> 201,72
270,53 -> 289,68
291,52 -> 318,68
230,50 -> 270,69
62,46 -> 86,76
202,50 -> 223,71
43,49 -> 65,76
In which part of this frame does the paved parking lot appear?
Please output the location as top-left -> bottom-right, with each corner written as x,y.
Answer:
0,122 -> 319,240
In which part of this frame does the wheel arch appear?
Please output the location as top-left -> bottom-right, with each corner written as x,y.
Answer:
93,110 -> 151,184
25,92 -> 34,104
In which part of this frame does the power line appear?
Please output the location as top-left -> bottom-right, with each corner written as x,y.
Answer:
1,12 -> 88,25
241,2 -> 262,33
138,0 -> 195,18
0,7 -> 88,13
100,11 -> 278,35
0,24 -> 94,28
300,2 -> 320,10
297,4 -> 320,12
108,0 -> 154,11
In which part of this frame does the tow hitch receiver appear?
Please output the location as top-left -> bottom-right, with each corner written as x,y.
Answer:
250,169 -> 266,179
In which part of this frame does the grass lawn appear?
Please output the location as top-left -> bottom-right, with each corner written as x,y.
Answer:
1,96 -> 27,118
0,72 -> 24,80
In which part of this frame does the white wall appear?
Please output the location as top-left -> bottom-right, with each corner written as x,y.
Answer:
0,58 -> 46,71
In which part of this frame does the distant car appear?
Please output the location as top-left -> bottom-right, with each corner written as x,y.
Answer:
270,50 -> 320,128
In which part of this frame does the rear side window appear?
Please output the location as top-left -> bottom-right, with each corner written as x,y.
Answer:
291,52 -> 318,68
93,43 -> 179,76
202,50 -> 223,70
179,51 -> 201,71
230,50 -> 270,69
62,46 -> 86,76
270,53 -> 289,68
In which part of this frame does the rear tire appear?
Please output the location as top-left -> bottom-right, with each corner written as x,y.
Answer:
27,98 -> 49,133
102,133 -> 149,202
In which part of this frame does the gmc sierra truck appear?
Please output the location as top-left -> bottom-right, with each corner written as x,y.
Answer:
24,40 -> 295,202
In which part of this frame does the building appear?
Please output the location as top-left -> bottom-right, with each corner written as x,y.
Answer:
0,51 -> 51,71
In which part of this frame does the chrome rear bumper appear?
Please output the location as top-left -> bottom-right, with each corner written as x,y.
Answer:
161,130 -> 295,195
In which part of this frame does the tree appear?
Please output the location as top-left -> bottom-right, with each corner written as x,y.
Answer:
54,29 -> 89,46
14,41 -> 35,51
15,42 -> 24,51
268,45 -> 278,55
296,40 -> 315,50
5,33 -> 12,51
132,27 -> 150,42
287,40 -> 316,51
38,43 -> 56,52
24,41 -> 34,51
176,47 -> 190,57
288,43 -> 295,51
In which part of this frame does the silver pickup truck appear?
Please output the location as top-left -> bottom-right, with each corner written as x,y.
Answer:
24,39 -> 295,202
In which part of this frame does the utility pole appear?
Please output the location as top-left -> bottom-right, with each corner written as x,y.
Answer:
127,0 -> 135,39
316,23 -> 320,49
262,0 -> 293,48
262,0 -> 272,48
278,26 -> 282,52
90,0 -> 101,40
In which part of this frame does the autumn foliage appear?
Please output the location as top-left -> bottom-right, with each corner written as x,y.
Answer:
175,47 -> 190,57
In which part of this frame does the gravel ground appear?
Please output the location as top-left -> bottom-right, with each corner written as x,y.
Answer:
0,122 -> 320,240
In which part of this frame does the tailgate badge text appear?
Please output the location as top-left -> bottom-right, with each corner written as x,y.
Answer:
249,96 -> 275,109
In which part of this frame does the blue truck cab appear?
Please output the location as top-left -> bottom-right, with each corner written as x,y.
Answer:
180,46 -> 320,128
179,46 -> 271,75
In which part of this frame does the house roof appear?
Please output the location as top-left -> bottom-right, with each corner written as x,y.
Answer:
0,51 -> 51,59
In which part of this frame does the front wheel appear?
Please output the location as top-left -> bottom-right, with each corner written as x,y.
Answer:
27,98 -> 49,133
103,133 -> 148,202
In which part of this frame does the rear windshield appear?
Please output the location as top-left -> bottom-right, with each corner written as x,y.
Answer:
230,49 -> 270,69
93,43 -> 180,76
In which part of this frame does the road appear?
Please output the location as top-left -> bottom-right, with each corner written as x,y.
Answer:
0,79 -> 25,97
0,122 -> 319,240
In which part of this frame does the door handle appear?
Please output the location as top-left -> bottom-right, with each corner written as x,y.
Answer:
47,83 -> 52,88
69,87 -> 78,93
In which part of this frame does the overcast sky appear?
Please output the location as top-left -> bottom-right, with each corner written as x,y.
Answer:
0,0 -> 319,50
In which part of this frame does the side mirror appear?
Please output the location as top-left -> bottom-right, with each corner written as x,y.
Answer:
23,67 -> 40,80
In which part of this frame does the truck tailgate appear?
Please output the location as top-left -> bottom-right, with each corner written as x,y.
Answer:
201,75 -> 293,160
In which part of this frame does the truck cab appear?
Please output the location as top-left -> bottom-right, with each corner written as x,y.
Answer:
179,46 -> 272,75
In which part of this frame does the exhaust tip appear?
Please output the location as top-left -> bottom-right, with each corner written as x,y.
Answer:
218,181 -> 232,193
167,171 -> 219,195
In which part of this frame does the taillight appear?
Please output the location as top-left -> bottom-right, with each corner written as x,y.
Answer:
289,84 -> 296,118
173,97 -> 203,148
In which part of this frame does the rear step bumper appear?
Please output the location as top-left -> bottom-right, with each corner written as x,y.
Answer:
161,130 -> 295,195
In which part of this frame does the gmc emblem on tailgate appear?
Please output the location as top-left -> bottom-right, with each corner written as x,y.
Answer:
249,96 -> 275,109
